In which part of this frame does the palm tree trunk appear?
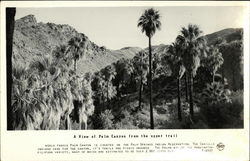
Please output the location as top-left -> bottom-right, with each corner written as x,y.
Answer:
189,72 -> 194,121
148,36 -> 154,129
102,92 -> 105,109
106,81 -> 109,109
185,72 -> 189,102
117,81 -> 120,98
232,68 -> 236,91
85,119 -> 87,130
138,74 -> 143,111
130,73 -> 136,93
177,77 -> 182,121
74,59 -> 77,72
66,114 -> 71,130
6,8 -> 16,130
222,64 -> 225,84
80,119 -> 87,130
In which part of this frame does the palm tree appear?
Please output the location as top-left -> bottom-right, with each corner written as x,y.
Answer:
204,46 -> 224,83
68,36 -> 87,72
114,58 -> 134,97
165,42 -> 185,121
133,51 -> 148,111
176,24 -> 206,121
137,8 -> 161,129
184,72 -> 189,102
101,65 -> 117,109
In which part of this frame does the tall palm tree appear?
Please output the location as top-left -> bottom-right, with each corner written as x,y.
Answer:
166,42 -> 185,121
66,35 -> 87,130
184,72 -> 189,102
137,8 -> 161,129
68,36 -> 87,72
176,24 -> 206,121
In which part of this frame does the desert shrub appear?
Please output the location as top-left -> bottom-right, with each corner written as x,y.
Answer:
154,113 -> 167,129
162,100 -> 189,129
134,107 -> 151,129
130,104 -> 163,129
161,99 -> 205,129
113,103 -> 164,129
153,104 -> 171,128
114,110 -> 138,129
97,110 -> 115,129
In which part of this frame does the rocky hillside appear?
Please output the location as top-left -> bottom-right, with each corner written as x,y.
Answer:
204,28 -> 243,45
13,15 -> 142,74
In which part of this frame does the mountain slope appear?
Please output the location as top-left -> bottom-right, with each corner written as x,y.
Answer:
13,15 -> 141,74
204,28 -> 243,45
148,28 -> 243,55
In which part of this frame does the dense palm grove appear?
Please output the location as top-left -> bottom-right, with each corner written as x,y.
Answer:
9,8 -> 243,130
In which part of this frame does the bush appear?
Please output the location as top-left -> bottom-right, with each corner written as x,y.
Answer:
159,99 -> 205,129
200,84 -> 243,128
202,82 -> 231,104
200,99 -> 243,128
114,104 -> 163,129
114,110 -> 138,129
97,110 -> 115,129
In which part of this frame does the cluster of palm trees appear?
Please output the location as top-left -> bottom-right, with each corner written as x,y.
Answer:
67,35 -> 88,72
9,31 -> 94,130
137,8 -> 224,129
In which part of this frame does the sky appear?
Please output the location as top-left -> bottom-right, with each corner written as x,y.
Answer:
16,6 -> 245,50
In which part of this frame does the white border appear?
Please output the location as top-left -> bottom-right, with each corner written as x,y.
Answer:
1,1 -> 249,161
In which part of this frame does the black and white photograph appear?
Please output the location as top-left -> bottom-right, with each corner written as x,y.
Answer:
6,5 -> 245,131
1,2 -> 249,161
